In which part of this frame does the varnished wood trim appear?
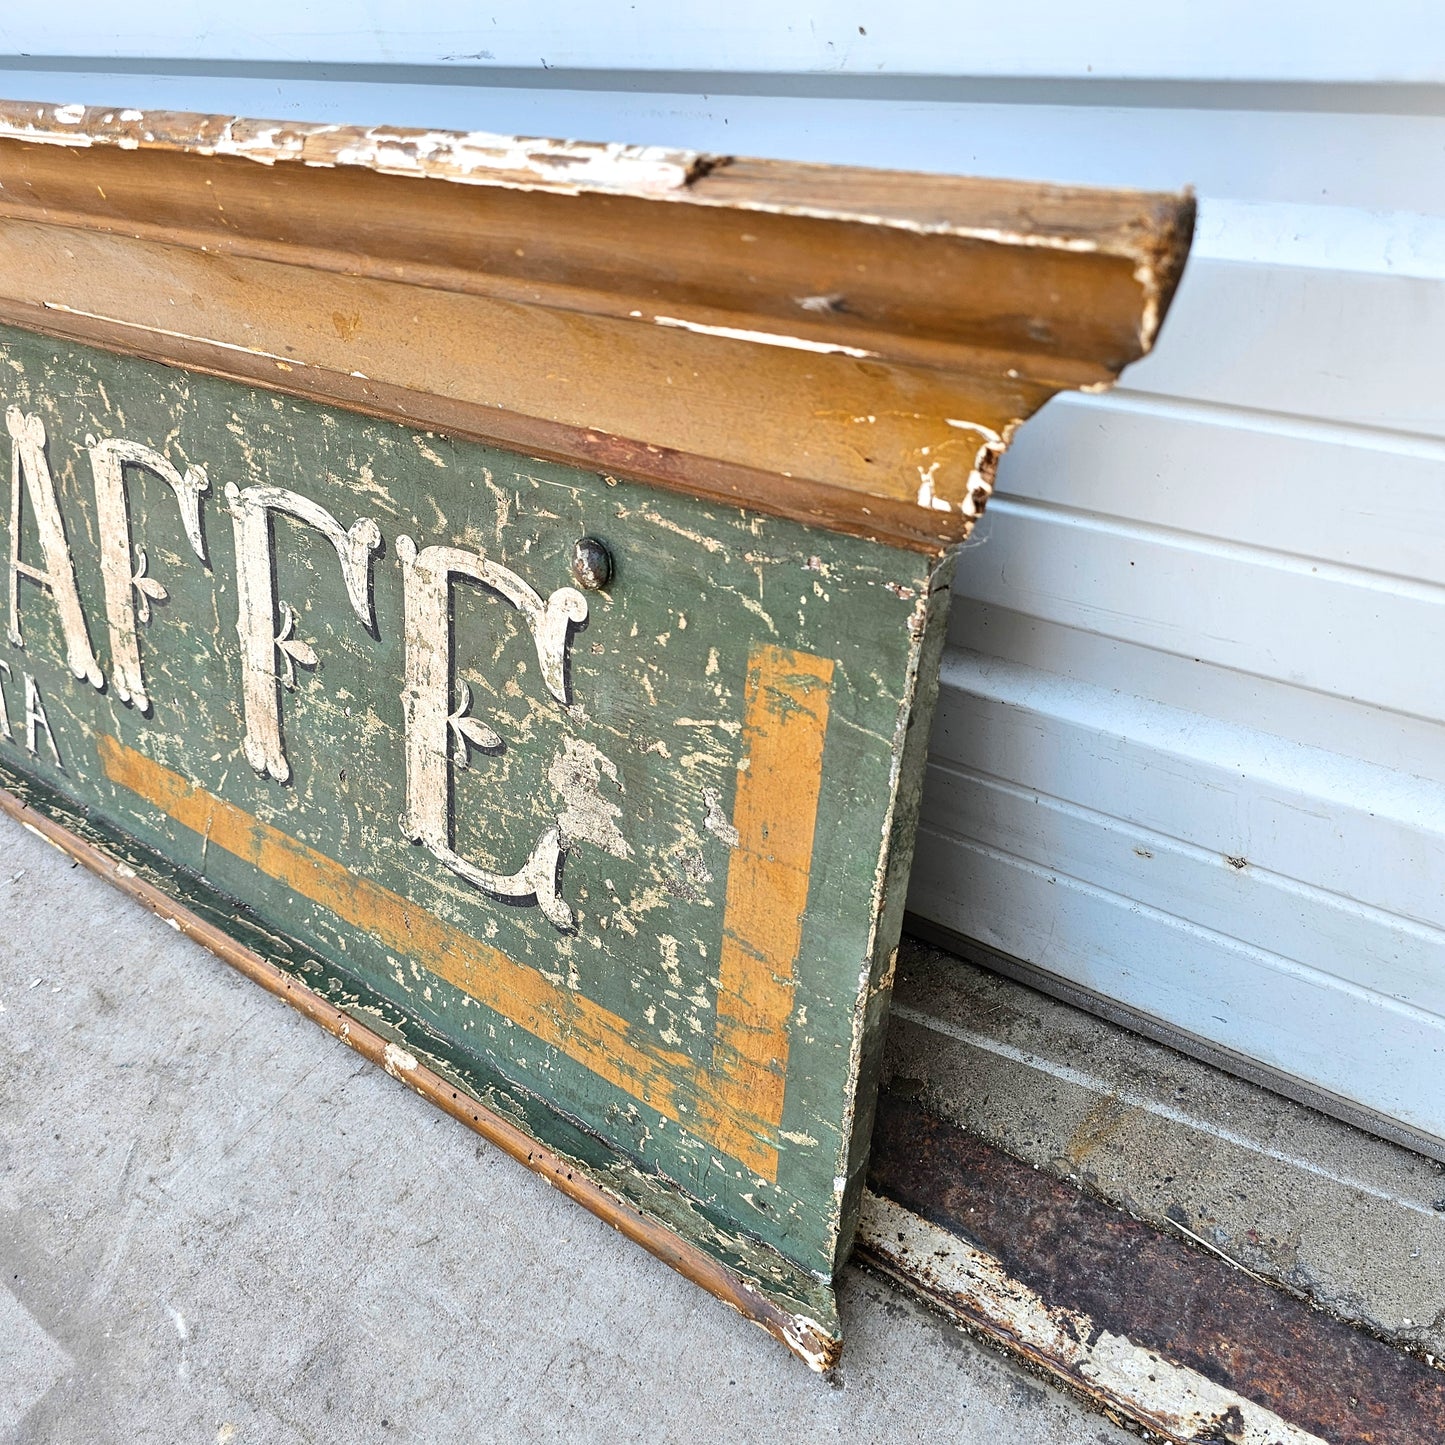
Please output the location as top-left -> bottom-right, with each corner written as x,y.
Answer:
0,100 -> 1195,548
0,297 -> 966,554
0,101 -> 1189,267
0,782 -> 843,1372
0,216 -> 1041,548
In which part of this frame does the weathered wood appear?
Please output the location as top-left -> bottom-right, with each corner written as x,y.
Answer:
0,101 -> 1192,549
0,103 -> 1191,1366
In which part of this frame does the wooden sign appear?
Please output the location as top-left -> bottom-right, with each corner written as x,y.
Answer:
0,103 -> 1192,1368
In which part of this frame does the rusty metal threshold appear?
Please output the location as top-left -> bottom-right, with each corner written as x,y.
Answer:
858,1092 -> 1445,1444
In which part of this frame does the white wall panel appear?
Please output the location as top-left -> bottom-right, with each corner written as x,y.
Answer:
957,499 -> 1445,721
0,74 -> 1436,213
1002,393 -> 1445,586
1122,260 -> 1445,437
926,655 -> 1445,951
919,766 -> 1445,1015
908,833 -> 1445,1144
3,5 -> 1443,82
949,603 -> 1445,784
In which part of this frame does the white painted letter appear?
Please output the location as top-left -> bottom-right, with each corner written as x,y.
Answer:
5,408 -> 102,689
87,435 -> 209,714
226,483 -> 380,784
0,658 -> 12,742
396,535 -> 587,930
23,673 -> 62,767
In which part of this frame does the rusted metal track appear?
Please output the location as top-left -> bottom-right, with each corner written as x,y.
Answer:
863,1092 -> 1445,1442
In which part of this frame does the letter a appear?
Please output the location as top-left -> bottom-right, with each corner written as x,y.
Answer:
6,408 -> 102,688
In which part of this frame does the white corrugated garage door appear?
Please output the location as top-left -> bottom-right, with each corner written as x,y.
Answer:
4,3 -> 1443,1149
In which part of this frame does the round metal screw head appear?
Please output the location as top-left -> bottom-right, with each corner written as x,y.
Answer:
570,536 -> 613,591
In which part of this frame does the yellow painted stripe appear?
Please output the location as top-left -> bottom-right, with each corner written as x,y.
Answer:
97,731 -> 698,1123
95,645 -> 833,1182
707,646 -> 834,1174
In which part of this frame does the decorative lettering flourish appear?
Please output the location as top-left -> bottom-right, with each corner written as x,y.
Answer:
87,435 -> 209,714
397,535 -> 587,929
226,482 -> 381,784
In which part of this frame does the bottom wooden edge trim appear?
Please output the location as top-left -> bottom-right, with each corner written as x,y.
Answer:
0,786 -> 843,1374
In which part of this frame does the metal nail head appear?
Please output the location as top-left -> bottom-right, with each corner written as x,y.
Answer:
571,536 -> 613,591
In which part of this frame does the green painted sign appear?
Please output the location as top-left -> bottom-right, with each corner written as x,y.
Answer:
0,324 -> 950,1350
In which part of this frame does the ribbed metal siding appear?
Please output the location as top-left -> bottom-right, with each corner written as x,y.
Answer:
911,125 -> 1445,1149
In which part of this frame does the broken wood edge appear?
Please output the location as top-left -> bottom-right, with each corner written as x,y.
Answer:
856,1197 -> 1250,1445
829,554 -> 959,1264
0,783 -> 844,1373
0,99 -> 1195,550
854,1196 -> 1256,1445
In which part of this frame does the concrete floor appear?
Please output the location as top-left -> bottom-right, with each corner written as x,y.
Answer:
0,813 -> 1133,1445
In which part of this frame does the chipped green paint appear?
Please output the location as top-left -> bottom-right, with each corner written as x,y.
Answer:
0,323 -> 952,1350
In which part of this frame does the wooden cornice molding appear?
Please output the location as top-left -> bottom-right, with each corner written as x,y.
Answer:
0,100 -> 1193,547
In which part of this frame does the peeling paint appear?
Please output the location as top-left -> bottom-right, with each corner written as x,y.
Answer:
548,737 -> 632,860
383,1041 -> 419,1076
0,105 -> 705,198
915,462 -> 951,512
652,315 -> 877,358
702,788 -> 740,847
42,303 -> 311,369
0,102 -> 1185,283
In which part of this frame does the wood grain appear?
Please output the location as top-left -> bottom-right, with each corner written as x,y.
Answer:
0,100 -> 1194,549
